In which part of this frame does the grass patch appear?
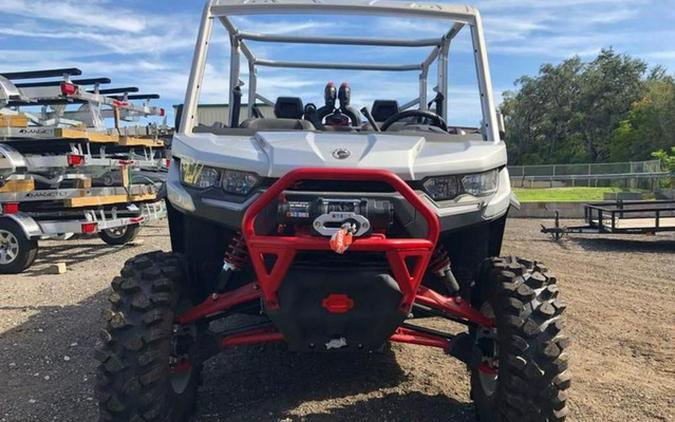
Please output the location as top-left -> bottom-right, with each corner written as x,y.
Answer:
513,187 -> 647,202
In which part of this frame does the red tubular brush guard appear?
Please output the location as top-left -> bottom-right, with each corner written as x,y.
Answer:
176,167 -> 494,352
242,167 -> 440,313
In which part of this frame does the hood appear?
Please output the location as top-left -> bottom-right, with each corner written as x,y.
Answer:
172,131 -> 507,180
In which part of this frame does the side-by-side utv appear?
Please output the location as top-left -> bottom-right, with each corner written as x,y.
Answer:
95,1 -> 570,421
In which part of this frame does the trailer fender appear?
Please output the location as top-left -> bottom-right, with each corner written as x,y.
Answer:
1,213 -> 42,239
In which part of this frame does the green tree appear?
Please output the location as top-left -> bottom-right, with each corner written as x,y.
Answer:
502,49 -> 668,165
502,57 -> 585,164
575,49 -> 647,162
610,74 -> 675,161
651,147 -> 675,188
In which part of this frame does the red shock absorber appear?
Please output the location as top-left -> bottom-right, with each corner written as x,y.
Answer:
224,232 -> 248,271
430,244 -> 451,275
216,233 -> 249,291
429,244 -> 460,294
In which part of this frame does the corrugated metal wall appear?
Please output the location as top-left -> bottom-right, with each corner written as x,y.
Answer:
173,104 -> 274,129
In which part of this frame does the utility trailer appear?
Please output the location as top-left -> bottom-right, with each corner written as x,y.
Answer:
541,200 -> 675,240
0,68 -> 170,273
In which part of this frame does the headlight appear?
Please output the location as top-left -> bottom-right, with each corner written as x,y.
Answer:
423,176 -> 461,201
221,169 -> 260,195
461,169 -> 499,196
423,169 -> 499,201
180,160 -> 260,195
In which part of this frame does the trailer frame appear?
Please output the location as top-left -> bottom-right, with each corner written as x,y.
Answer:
541,200 -> 675,240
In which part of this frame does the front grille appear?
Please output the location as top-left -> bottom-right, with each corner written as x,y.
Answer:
261,178 -> 397,193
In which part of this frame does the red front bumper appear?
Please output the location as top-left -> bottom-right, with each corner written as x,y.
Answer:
242,167 -> 440,313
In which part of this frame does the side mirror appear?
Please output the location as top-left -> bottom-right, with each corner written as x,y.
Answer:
496,111 -> 506,140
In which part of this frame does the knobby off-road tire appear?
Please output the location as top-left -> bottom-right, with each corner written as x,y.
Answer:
95,251 -> 201,422
0,218 -> 38,274
471,256 -> 571,422
99,224 -> 141,246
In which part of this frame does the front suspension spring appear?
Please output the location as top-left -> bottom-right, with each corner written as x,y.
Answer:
224,232 -> 249,270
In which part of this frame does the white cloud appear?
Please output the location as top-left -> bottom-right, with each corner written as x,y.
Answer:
2,0 -> 672,126
0,26 -> 196,55
1,0 -> 149,33
230,17 -> 327,35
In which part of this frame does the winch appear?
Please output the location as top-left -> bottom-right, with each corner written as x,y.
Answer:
278,197 -> 393,237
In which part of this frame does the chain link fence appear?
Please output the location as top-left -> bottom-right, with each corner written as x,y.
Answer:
508,160 -> 669,189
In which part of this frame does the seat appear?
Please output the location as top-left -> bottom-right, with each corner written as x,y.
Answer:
371,100 -> 400,122
274,97 -> 304,119
238,96 -> 314,130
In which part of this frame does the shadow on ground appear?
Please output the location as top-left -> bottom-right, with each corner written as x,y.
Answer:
571,236 -> 675,253
0,290 -> 109,421
21,228 -> 165,276
196,342 -> 473,421
2,288 -> 473,422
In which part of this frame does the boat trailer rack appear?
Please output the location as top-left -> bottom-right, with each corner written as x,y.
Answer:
0,68 -> 170,273
1,67 -> 166,134
541,200 -> 675,240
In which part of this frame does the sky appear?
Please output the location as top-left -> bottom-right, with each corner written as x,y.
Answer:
1,0 -> 674,127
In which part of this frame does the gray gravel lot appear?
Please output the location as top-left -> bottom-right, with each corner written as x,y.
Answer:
1,219 -> 673,421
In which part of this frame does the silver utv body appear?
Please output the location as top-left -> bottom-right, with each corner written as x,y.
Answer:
169,0 -> 513,230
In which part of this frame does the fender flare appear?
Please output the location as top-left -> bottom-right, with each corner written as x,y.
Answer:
1,213 -> 42,239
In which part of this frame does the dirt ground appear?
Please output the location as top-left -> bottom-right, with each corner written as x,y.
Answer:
0,219 -> 673,421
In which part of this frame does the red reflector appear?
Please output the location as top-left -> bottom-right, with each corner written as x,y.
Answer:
171,359 -> 192,374
322,294 -> 354,314
67,154 -> 85,166
159,108 -> 166,117
2,203 -> 19,214
165,159 -> 171,168
81,222 -> 98,234
60,82 -> 78,96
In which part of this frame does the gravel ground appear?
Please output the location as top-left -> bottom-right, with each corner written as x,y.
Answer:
0,219 -> 673,421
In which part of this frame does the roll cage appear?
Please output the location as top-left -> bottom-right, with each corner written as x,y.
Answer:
180,0 -> 500,143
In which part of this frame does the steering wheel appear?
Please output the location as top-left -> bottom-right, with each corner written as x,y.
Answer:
380,110 -> 447,132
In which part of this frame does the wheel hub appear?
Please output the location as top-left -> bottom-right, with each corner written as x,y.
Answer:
105,227 -> 126,238
0,229 -> 19,264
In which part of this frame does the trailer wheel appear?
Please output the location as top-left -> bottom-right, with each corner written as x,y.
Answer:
99,224 -> 141,246
470,256 -> 570,421
95,251 -> 201,422
0,218 -> 38,274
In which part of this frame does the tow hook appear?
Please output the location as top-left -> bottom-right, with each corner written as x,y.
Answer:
329,222 -> 357,254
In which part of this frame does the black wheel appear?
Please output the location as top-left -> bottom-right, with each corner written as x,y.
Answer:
470,256 -> 570,421
0,218 -> 38,274
99,224 -> 141,246
95,251 -> 202,422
